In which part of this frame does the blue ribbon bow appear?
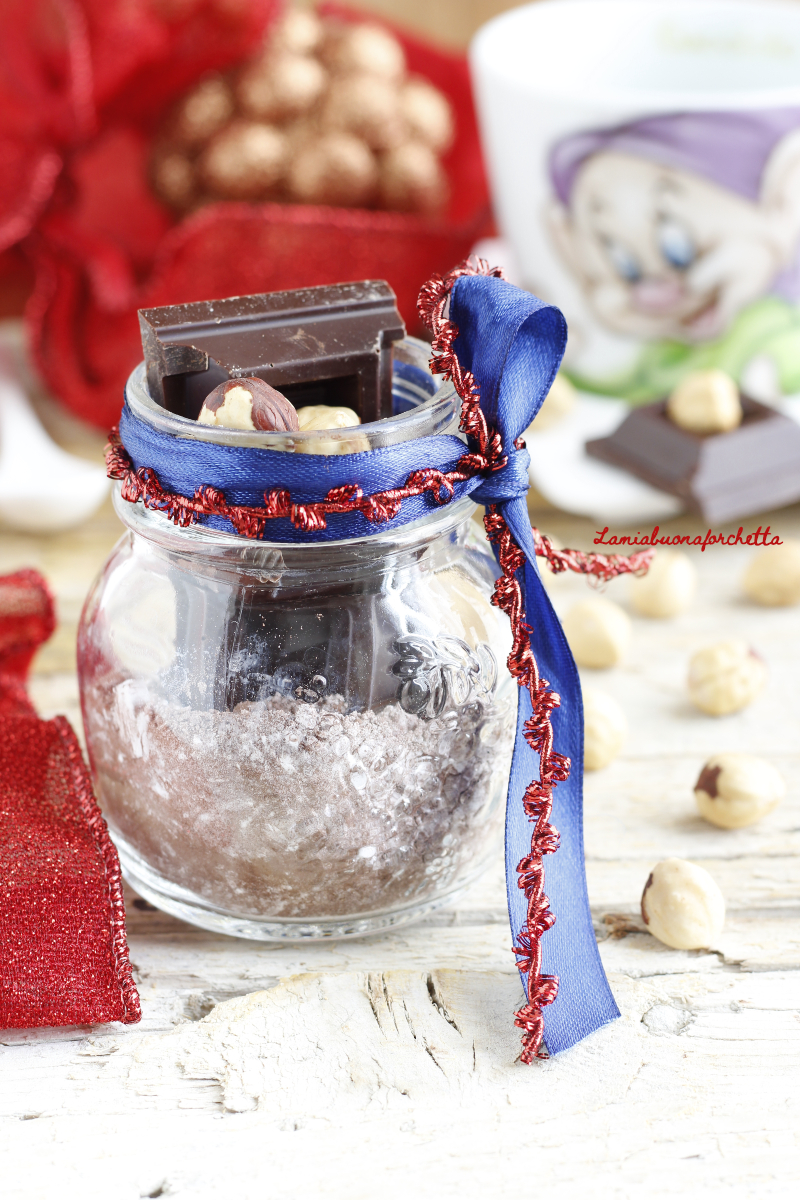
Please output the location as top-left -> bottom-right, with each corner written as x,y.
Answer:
120,274 -> 619,1054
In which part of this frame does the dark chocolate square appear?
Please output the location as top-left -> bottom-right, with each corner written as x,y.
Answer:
586,396 -> 800,524
138,280 -> 405,424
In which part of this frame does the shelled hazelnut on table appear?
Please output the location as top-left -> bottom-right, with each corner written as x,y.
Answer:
562,596 -> 631,669
687,638 -> 766,715
694,753 -> 785,829
583,689 -> 627,770
641,858 -> 725,950
742,539 -> 800,606
629,548 -> 696,618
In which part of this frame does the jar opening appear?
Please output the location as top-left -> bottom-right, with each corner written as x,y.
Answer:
125,360 -> 459,452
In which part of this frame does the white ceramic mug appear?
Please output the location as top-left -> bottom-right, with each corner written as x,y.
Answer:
471,0 -> 800,404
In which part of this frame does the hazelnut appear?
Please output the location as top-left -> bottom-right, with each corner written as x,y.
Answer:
236,52 -> 327,122
666,369 -> 742,434
198,378 -> 299,432
287,132 -> 378,207
694,753 -> 785,829
321,75 -> 405,152
687,638 -> 766,715
629,549 -> 696,618
296,405 -> 360,431
379,141 -> 448,213
198,122 -> 287,200
324,23 -> 406,82
562,596 -> 631,669
583,688 -> 627,770
171,75 -> 235,148
742,539 -> 800,607
641,858 -> 725,950
296,406 -> 368,455
399,78 -> 454,152
273,7 -> 323,56
151,149 -> 196,210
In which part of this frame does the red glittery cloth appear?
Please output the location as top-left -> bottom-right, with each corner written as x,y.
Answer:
0,570 -> 140,1029
0,0 -> 490,429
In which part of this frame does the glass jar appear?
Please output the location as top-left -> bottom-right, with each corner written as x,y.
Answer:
78,368 -> 515,940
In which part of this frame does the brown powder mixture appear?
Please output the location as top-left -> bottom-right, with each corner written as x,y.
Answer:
86,680 -> 513,919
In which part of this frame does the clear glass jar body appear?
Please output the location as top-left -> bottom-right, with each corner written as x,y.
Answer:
78,489 -> 514,940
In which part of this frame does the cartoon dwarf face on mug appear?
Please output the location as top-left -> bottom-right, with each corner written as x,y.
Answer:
548,111 -> 800,346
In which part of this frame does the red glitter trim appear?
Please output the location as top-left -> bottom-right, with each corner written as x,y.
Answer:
54,716 -> 141,1024
417,259 -> 653,1063
106,434 -> 503,536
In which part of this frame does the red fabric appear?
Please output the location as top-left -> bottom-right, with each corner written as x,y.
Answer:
1,0 -> 490,429
0,570 -> 140,1029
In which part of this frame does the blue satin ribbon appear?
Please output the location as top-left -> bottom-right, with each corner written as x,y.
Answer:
451,276 -> 619,1053
120,274 -> 619,1053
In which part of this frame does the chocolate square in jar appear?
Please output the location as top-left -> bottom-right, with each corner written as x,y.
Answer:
586,396 -> 800,524
138,280 -> 405,424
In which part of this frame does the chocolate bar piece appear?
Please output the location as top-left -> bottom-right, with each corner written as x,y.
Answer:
586,396 -> 800,524
138,280 -> 405,423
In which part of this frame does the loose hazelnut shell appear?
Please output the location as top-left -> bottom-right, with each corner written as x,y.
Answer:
694,753 -> 785,829
198,379 -> 299,432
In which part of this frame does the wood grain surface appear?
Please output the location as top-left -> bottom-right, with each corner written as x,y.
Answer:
1,364 -> 798,1199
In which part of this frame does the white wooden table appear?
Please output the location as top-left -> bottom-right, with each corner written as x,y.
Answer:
1,393 -> 799,1199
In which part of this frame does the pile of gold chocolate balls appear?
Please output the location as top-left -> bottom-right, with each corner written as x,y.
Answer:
151,7 -> 454,215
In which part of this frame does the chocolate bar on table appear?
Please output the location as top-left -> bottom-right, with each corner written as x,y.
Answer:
586,396 -> 800,524
139,280 -> 405,424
